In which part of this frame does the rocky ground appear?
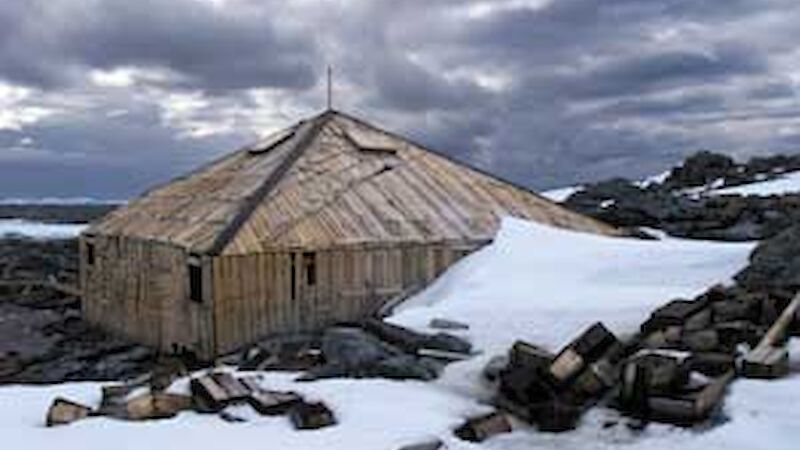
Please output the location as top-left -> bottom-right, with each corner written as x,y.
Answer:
0,204 -> 116,224
562,151 -> 800,241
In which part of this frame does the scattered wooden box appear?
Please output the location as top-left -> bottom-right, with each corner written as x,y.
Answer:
248,391 -> 302,415
741,346 -> 789,379
646,372 -> 734,426
124,393 -> 193,421
549,322 -> 618,385
642,300 -> 707,333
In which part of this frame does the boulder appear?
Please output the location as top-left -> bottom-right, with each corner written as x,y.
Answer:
663,151 -> 737,189
322,327 -> 401,370
735,223 -> 800,292
289,401 -> 336,430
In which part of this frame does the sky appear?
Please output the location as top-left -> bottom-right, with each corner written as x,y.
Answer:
1,0 -> 800,199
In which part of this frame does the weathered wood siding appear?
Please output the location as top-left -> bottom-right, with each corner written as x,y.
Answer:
80,235 -> 214,357
211,241 -> 481,355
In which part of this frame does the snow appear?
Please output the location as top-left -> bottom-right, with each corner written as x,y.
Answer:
0,219 -> 87,239
0,374 -> 486,450
0,216 -> 788,450
710,170 -> 800,196
635,170 -> 671,188
0,197 -> 124,205
391,217 -> 753,356
540,186 -> 582,202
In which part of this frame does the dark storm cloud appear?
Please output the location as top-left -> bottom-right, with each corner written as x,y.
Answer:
563,45 -> 769,100
1,0 -> 799,198
0,0 -> 317,91
366,56 -> 491,112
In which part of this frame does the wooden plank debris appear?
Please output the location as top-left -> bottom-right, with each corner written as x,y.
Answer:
190,373 -> 233,411
741,346 -> 789,379
123,393 -> 193,421
46,398 -> 92,427
742,292 -> 800,379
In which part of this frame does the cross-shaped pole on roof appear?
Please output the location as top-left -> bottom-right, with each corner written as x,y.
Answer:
327,65 -> 333,111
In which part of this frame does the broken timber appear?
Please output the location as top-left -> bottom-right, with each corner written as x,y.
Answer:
741,292 -> 800,379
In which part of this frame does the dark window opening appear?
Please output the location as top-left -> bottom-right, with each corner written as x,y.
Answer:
86,241 -> 95,266
290,256 -> 297,300
189,263 -> 203,303
303,252 -> 316,286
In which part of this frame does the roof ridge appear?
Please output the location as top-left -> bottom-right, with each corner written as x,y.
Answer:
205,110 -> 333,255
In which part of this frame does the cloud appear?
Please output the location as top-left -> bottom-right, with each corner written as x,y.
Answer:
0,0 -> 319,92
1,0 -> 800,198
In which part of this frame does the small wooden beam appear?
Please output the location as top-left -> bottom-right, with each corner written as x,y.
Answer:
742,292 -> 799,379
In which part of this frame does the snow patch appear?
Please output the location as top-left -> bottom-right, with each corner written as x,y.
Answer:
391,217 -> 754,357
0,197 -> 124,205
540,186 -> 582,202
0,219 -> 87,239
710,170 -> 800,196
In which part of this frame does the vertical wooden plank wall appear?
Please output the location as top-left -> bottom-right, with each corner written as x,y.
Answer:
210,240 -> 485,356
81,235 -> 213,356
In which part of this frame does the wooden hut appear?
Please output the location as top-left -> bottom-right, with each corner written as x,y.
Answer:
80,110 -> 616,358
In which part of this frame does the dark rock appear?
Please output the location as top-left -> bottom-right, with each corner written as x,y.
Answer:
303,327 -> 439,381
663,151 -> 737,189
289,401 -> 337,430
363,319 -> 472,355
322,327 -> 402,370
736,223 -> 800,293
559,152 -> 800,243
454,412 -> 512,442
373,355 -> 439,380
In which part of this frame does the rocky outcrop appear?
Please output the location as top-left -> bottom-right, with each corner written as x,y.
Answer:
564,178 -> 800,242
662,150 -> 800,190
735,223 -> 800,294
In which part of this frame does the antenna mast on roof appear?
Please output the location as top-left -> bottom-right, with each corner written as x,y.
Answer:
326,65 -> 333,111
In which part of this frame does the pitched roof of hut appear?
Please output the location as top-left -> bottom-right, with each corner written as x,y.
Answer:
87,110 -> 617,255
